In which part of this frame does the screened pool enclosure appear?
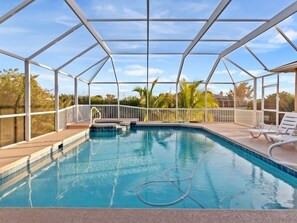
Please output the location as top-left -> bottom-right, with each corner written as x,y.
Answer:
0,0 -> 297,147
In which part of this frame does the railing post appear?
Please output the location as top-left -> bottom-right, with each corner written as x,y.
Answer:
204,84 -> 208,122
25,60 -> 31,141
117,83 -> 120,119
253,77 -> 257,127
74,77 -> 78,122
175,83 -> 178,122
55,70 -> 59,132
276,73 -> 279,125
234,83 -> 237,123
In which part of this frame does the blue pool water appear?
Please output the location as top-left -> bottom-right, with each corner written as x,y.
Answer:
1,127 -> 297,209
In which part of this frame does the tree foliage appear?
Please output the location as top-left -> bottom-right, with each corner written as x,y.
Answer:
178,78 -> 218,108
227,82 -> 253,100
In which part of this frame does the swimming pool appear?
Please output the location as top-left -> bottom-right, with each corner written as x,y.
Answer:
1,126 -> 297,209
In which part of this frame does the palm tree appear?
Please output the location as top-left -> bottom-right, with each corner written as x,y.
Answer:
178,78 -> 219,122
178,78 -> 218,108
133,78 -> 158,108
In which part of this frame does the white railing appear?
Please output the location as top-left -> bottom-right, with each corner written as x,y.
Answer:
234,109 -> 262,127
78,105 -> 91,122
207,108 -> 234,122
55,105 -> 265,130
120,105 -> 146,120
59,105 -> 75,130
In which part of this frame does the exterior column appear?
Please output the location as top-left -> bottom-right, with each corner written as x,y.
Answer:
25,60 -> 31,141
295,69 -> 297,112
55,70 -> 59,132
88,83 -> 91,106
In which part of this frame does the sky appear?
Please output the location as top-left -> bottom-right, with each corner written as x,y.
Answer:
0,0 -> 297,99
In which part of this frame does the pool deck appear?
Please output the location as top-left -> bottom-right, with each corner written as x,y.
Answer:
1,121 -> 297,222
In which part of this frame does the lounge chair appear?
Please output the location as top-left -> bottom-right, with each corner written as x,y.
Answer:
268,130 -> 297,143
248,112 -> 297,141
267,137 -> 297,167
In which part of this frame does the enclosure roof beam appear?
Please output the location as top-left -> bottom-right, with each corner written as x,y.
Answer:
244,45 -> 268,70
206,1 -> 297,84
90,81 -> 234,85
111,52 -> 220,55
89,57 -> 109,83
88,18 -> 269,22
65,0 -> 111,56
224,57 -> 255,78
220,2 -> 297,59
222,60 -> 235,83
0,0 -> 34,24
27,23 -> 82,60
110,57 -> 119,84
176,0 -> 231,83
76,56 -> 109,78
275,26 -> 297,52
56,43 -> 98,71
0,49 -> 25,61
30,60 -> 75,78
102,39 -> 239,42
183,0 -> 231,58
205,57 -> 221,85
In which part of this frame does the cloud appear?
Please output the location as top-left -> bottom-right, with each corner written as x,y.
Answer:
279,74 -> 295,83
108,67 -> 122,73
124,65 -> 164,76
94,4 -> 117,15
55,16 -> 78,27
182,3 -> 209,13
248,17 -> 297,53
239,69 -> 265,76
111,42 -> 146,52
214,69 -> 236,75
93,4 -> 145,18
269,29 -> 297,44
0,26 -> 28,34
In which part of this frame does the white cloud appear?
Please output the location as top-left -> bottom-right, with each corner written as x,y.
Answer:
93,4 -> 145,18
182,3 -> 209,13
55,16 -> 77,27
279,74 -> 295,83
0,26 -> 28,34
214,69 -> 236,75
91,86 -> 103,91
108,67 -> 122,73
239,69 -> 265,76
94,4 -> 117,14
269,29 -> 297,44
124,65 -> 164,76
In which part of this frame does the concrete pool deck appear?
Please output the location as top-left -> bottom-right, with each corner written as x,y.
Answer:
1,122 -> 297,222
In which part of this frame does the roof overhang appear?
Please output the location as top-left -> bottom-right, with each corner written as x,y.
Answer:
269,61 -> 297,73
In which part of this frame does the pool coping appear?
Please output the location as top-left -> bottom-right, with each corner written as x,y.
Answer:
1,208 -> 297,223
0,129 -> 89,180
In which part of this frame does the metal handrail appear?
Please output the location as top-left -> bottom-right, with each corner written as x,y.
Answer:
267,138 -> 297,167
90,107 -> 101,125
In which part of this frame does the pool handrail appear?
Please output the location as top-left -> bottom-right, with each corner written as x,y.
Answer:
90,107 -> 102,126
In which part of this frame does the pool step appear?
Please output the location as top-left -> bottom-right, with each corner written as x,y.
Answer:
67,123 -> 90,129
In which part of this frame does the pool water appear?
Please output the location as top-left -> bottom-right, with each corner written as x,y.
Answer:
1,127 -> 297,209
